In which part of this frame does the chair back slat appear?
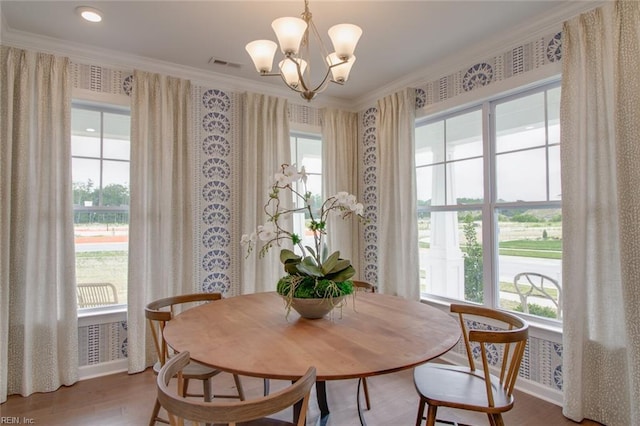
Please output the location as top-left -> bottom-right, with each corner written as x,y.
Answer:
450,304 -> 529,406
145,292 -> 222,367
158,351 -> 315,425
77,282 -> 118,308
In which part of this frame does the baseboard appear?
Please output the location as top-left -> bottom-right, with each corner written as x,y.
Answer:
78,358 -> 128,381
439,352 -> 563,407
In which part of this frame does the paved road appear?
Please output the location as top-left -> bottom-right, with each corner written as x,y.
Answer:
499,255 -> 561,284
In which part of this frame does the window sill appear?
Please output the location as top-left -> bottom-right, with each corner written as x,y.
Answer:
78,304 -> 127,327
419,296 -> 563,342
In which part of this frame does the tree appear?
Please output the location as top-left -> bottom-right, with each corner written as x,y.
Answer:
462,215 -> 483,303
101,183 -> 130,206
73,179 -> 95,205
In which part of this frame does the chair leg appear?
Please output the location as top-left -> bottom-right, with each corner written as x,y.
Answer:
425,405 -> 438,426
181,378 -> 190,397
362,377 -> 371,410
233,374 -> 246,401
149,398 -> 170,425
415,398 -> 426,426
149,399 -> 161,426
488,413 -> 504,426
203,378 -> 212,402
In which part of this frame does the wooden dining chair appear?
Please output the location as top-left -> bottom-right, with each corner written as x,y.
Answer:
413,304 -> 529,426
146,293 -> 246,426
157,351 -> 316,426
352,280 -> 376,411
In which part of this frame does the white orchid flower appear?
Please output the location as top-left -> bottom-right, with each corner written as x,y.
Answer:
240,233 -> 252,245
257,222 -> 277,241
352,203 -> 364,216
334,191 -> 350,204
275,164 -> 304,186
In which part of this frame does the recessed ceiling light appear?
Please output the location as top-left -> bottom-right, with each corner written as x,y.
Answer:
76,6 -> 103,23
85,128 -> 96,132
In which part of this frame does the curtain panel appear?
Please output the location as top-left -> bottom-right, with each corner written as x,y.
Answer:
561,1 -> 640,424
376,89 -> 420,299
321,108 -> 360,275
127,70 -> 195,373
239,92 -> 291,294
0,47 -> 78,402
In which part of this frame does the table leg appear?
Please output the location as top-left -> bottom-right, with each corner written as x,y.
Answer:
356,378 -> 368,426
293,380 -> 330,426
316,381 -> 330,426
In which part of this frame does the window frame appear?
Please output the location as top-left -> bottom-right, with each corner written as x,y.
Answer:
72,101 -> 131,313
416,80 -> 562,329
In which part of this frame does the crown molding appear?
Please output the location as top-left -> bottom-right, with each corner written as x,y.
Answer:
0,27 -> 349,110
351,0 -> 608,111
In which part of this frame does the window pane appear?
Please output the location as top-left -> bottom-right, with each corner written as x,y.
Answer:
416,121 -> 444,166
72,135 -> 101,158
549,146 -> 561,200
103,160 -> 130,187
72,109 -> 101,157
416,164 -> 444,207
296,136 -> 322,173
446,110 -> 482,160
72,158 -> 100,206
496,148 -> 546,202
548,86 -> 561,145
303,174 -> 322,215
449,158 -> 483,203
496,92 -> 545,153
497,208 -> 562,320
291,134 -> 322,257
103,113 -> 130,160
419,210 -> 483,303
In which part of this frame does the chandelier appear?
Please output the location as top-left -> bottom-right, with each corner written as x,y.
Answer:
245,0 -> 362,101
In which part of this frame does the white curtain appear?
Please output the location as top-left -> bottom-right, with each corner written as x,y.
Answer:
376,89 -> 420,300
239,93 -> 291,294
127,70 -> 195,373
321,108 -> 360,274
561,2 -> 640,425
0,47 -> 78,402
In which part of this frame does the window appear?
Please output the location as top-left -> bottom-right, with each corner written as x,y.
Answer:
290,133 -> 322,251
416,82 -> 562,323
71,103 -> 130,309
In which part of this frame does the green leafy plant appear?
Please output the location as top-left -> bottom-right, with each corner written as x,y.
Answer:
242,164 -> 365,307
514,303 -> 559,319
462,215 -> 483,303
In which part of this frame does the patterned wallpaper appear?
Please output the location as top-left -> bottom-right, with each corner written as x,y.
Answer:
71,31 -> 566,396
359,108 -> 380,286
192,88 -> 240,297
414,31 -> 562,109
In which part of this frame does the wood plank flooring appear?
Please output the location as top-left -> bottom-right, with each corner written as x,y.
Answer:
0,367 -> 602,426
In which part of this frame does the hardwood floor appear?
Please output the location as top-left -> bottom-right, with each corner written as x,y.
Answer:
0,367 -> 601,426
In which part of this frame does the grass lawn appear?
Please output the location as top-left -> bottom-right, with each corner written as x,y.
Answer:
76,251 -> 128,304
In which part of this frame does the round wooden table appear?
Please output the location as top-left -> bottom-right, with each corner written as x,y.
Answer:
164,291 -> 461,424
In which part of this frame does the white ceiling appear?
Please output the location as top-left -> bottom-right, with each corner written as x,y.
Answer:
0,1 -> 602,105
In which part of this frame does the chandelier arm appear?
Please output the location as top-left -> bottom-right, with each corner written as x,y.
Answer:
291,56 -> 312,93
276,72 -> 304,94
308,67 -> 335,94
308,19 -> 331,65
